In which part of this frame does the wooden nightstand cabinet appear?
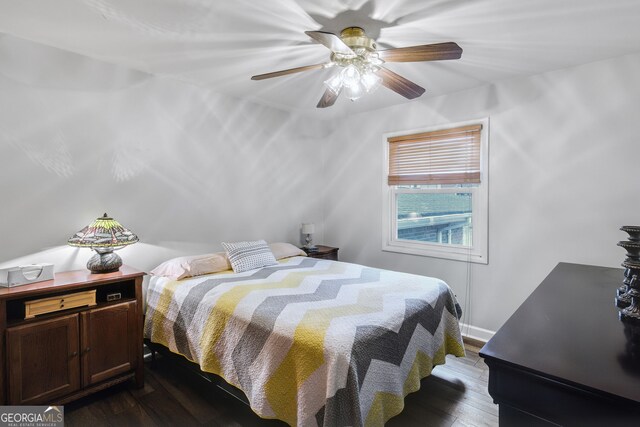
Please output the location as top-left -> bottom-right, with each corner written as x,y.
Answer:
303,245 -> 339,261
0,266 -> 144,405
6,314 -> 80,404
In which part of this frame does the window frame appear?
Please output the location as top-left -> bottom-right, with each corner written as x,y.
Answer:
382,118 -> 489,264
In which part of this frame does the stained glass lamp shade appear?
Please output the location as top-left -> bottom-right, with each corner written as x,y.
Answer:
67,213 -> 138,273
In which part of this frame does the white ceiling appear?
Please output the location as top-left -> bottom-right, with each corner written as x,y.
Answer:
1,0 -> 640,117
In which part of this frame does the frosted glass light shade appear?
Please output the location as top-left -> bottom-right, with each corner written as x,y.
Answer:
324,72 -> 343,94
345,81 -> 365,101
361,71 -> 382,93
301,223 -> 315,234
341,65 -> 360,88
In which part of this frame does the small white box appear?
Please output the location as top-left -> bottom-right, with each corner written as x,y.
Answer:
0,264 -> 54,287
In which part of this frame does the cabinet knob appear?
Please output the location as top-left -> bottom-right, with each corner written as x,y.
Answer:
70,351 -> 77,358
85,347 -> 91,353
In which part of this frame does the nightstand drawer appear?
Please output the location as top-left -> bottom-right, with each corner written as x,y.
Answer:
25,289 -> 96,319
303,245 -> 339,261
311,252 -> 338,261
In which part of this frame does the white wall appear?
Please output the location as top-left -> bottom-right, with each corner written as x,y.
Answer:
3,32 -> 639,337
322,52 -> 640,336
0,35 -> 324,273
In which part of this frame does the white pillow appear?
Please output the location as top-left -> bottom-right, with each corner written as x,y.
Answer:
269,242 -> 307,260
150,252 -> 231,280
222,240 -> 278,273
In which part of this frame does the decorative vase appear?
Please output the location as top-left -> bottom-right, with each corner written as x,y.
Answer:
619,268 -> 631,297
616,227 -> 640,313
620,225 -> 640,242
619,260 -> 640,324
617,240 -> 640,262
617,269 -> 634,308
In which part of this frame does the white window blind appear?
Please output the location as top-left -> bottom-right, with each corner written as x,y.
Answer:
388,124 -> 483,185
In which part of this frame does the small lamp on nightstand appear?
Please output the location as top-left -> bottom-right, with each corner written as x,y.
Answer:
68,213 -> 138,273
301,223 -> 317,250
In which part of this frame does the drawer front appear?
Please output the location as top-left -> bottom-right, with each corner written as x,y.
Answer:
312,252 -> 338,261
25,290 -> 96,319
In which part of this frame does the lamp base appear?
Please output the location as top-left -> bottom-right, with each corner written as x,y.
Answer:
87,249 -> 122,274
304,234 -> 316,251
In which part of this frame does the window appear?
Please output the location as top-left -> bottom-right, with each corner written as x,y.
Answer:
382,118 -> 489,263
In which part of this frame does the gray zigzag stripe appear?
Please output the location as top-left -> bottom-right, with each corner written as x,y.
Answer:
172,258 -> 319,359
315,361 -> 362,427
232,267 -> 381,395
316,284 -> 455,427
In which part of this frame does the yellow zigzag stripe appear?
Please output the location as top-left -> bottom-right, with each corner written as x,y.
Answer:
199,262 -> 347,375
365,333 -> 465,426
149,279 -> 184,350
264,281 -> 423,425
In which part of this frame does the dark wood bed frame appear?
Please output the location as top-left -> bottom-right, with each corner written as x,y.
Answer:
144,338 -> 250,405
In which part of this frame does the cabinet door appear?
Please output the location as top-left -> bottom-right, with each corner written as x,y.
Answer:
6,314 -> 80,404
81,301 -> 137,386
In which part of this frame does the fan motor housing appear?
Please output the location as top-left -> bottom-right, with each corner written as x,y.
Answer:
340,27 -> 376,52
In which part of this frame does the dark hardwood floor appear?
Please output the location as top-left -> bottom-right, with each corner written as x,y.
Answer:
65,343 -> 497,427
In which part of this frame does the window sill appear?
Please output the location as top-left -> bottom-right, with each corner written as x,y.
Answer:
382,242 -> 488,264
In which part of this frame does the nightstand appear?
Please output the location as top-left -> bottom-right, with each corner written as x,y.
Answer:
302,245 -> 339,261
0,266 -> 145,405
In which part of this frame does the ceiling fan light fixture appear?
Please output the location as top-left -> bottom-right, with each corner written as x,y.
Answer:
252,27 -> 462,108
323,60 -> 383,101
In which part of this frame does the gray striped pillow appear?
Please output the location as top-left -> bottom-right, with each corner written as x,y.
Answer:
222,240 -> 278,273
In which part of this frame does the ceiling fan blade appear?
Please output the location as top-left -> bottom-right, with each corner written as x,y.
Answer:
317,87 -> 341,108
378,67 -> 425,99
251,63 -> 327,80
305,31 -> 355,55
378,42 -> 462,63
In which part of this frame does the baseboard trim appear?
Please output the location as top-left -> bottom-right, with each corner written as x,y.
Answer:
462,336 -> 486,349
459,323 -> 495,343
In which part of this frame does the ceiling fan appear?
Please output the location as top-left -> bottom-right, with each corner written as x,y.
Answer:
251,27 -> 462,108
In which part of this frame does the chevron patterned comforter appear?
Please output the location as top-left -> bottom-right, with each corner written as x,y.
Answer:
144,256 -> 464,426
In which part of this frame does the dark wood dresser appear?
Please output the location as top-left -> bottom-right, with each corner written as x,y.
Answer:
480,263 -> 640,426
0,266 -> 144,405
303,245 -> 339,261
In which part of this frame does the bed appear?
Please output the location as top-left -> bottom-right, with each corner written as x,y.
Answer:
144,255 -> 464,426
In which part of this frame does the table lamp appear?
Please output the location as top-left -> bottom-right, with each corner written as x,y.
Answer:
67,213 -> 138,273
301,223 -> 316,250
